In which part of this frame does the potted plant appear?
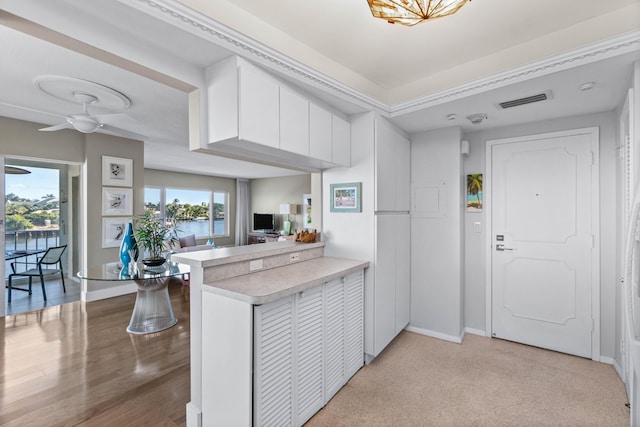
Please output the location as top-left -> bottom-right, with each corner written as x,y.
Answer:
132,211 -> 179,266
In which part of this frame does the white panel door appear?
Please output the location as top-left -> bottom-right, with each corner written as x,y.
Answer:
491,130 -> 597,358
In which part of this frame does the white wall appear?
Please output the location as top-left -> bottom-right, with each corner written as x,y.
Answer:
462,111 -> 618,358
409,127 -> 464,340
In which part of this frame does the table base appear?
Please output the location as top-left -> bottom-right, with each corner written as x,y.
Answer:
127,277 -> 178,334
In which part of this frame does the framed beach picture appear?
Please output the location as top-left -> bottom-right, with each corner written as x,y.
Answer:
102,155 -> 133,187
330,182 -> 362,213
466,174 -> 483,213
102,187 -> 133,216
102,217 -> 128,248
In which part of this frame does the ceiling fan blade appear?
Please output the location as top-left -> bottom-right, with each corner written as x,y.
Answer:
39,122 -> 73,132
101,124 -> 147,141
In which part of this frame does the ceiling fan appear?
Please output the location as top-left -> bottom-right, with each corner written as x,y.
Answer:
39,92 -> 146,140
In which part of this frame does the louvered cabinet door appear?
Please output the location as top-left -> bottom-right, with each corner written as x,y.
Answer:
295,286 -> 325,425
254,296 -> 294,427
344,271 -> 364,379
324,277 -> 345,399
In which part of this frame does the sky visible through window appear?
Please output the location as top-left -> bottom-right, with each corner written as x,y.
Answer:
6,167 -> 59,200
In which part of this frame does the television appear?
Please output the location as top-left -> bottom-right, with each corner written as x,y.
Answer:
253,213 -> 275,232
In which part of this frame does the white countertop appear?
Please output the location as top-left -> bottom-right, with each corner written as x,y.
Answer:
171,240 -> 325,268
202,256 -> 369,304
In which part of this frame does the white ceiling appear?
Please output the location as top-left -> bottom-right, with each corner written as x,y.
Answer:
0,0 -> 639,178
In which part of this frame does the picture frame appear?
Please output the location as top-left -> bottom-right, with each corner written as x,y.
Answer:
330,182 -> 362,213
102,155 -> 133,187
102,187 -> 133,216
102,217 -> 129,248
466,173 -> 483,213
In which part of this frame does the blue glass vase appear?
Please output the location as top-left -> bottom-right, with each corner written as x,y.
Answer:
119,222 -> 138,267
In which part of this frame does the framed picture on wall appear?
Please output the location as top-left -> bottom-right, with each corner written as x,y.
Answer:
330,182 -> 362,213
466,174 -> 483,213
102,217 -> 128,248
102,187 -> 133,216
102,155 -> 133,187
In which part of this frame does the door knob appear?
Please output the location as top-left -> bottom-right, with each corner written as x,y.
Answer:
496,244 -> 514,251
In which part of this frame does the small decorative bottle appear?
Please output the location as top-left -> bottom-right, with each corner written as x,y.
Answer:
119,222 -> 139,268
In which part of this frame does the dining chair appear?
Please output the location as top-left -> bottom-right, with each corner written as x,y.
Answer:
7,245 -> 67,303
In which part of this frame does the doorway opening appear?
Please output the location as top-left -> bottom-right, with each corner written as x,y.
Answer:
3,157 -> 81,316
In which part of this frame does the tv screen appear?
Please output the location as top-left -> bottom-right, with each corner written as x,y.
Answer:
253,213 -> 274,232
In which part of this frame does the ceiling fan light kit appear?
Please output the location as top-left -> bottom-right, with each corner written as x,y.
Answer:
367,0 -> 470,26
34,75 -> 146,139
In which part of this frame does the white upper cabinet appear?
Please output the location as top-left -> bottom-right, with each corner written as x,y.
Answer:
309,102 -> 332,163
280,85 -> 309,156
204,56 -> 350,171
238,60 -> 280,148
375,118 -> 410,211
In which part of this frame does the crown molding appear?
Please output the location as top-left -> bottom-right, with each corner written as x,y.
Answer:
127,0 -> 388,113
129,1 -> 639,118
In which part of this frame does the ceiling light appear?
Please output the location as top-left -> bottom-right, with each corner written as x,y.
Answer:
367,0 -> 470,26
466,113 -> 487,125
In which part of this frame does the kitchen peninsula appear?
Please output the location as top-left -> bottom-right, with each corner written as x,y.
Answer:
172,241 -> 368,427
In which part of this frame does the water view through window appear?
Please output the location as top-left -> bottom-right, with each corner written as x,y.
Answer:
144,187 -> 227,238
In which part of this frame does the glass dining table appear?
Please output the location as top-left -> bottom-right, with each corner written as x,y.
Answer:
78,260 -> 189,334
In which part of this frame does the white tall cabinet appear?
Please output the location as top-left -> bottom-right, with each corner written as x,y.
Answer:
323,112 -> 410,361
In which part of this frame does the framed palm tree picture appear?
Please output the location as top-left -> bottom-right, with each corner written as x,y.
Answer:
466,174 -> 483,213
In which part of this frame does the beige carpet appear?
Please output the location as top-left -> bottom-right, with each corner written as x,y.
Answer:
306,331 -> 629,427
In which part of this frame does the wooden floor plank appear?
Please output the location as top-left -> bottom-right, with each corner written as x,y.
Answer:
1,281 -> 190,426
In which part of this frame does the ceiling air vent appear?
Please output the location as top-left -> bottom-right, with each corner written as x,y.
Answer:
497,91 -> 552,109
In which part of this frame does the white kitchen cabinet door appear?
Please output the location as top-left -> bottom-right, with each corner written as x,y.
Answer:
375,118 -> 410,212
310,102 -> 332,162
239,63 -> 279,148
344,271 -> 364,379
374,215 -> 399,356
395,215 -> 411,333
332,115 -> 351,167
280,86 -> 310,156
295,286 -> 325,425
254,296 -> 294,426
324,277 -> 345,399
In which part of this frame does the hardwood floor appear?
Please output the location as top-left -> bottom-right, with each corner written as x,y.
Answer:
1,278 -> 190,426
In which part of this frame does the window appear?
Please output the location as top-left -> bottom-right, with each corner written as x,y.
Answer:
144,186 -> 228,239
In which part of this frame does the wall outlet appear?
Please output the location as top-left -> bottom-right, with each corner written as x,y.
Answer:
249,259 -> 263,271
289,252 -> 300,262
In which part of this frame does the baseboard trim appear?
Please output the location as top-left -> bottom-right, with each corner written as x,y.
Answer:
186,402 -> 202,427
81,282 -> 137,302
464,327 -> 486,337
405,325 -> 464,344
600,356 -> 614,365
